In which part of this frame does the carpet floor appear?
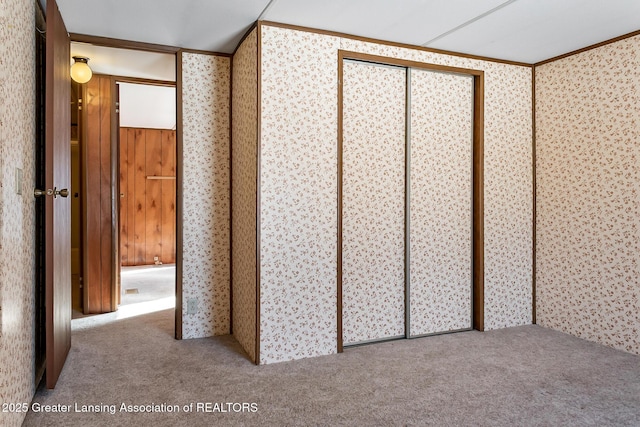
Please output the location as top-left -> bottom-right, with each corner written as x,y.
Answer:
23,276 -> 640,426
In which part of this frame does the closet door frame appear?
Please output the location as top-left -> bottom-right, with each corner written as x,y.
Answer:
337,51 -> 485,352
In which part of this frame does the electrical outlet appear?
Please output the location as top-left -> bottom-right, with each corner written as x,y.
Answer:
187,298 -> 199,315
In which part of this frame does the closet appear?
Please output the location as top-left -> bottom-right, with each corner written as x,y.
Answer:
340,58 -> 475,346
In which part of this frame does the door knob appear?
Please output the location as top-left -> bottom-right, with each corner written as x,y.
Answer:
33,187 -> 69,198
55,188 -> 69,198
34,188 -> 54,197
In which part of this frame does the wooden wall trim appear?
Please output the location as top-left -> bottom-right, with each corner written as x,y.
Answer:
180,48 -> 232,58
534,28 -> 640,66
260,20 -> 532,68
70,33 -> 180,54
336,51 -> 344,353
339,51 -> 484,76
255,22 -> 263,365
531,67 -> 537,324
81,83 -> 89,314
233,22 -> 259,56
229,56 -> 234,336
119,125 -> 177,132
111,76 -> 176,87
472,73 -> 485,332
175,51 -> 184,340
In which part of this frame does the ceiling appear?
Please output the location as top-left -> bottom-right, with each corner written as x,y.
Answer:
52,0 -> 640,64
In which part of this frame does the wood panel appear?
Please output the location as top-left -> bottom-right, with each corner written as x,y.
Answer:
99,76 -> 113,312
146,129 -> 162,262
119,127 -> 176,266
134,128 -> 147,264
161,130 -> 176,264
126,128 -> 137,264
84,75 -> 113,314
119,128 -> 130,265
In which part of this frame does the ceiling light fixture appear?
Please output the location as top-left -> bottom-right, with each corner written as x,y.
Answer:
70,56 -> 92,84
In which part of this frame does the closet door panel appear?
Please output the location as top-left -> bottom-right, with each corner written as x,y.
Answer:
342,61 -> 406,345
409,69 -> 473,336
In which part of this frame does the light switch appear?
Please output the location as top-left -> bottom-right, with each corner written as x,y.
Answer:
15,168 -> 22,195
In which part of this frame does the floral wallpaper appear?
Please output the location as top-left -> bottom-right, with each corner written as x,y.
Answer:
409,69 -> 474,336
180,52 -> 230,339
231,29 -> 258,362
341,60 -> 406,345
535,34 -> 640,355
259,27 -> 341,363
257,23 -> 532,364
0,1 -> 36,426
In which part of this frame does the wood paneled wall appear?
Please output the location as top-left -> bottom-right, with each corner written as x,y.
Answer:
119,127 -> 176,266
84,74 -> 114,313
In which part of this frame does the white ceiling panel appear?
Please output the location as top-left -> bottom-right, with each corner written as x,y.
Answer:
57,0 -> 270,52
54,1 -> 640,63
262,0 -> 509,46
118,83 -> 176,130
426,0 -> 640,63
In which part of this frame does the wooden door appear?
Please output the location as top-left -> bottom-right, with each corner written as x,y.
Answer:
341,60 -> 407,346
44,0 -> 72,389
83,75 -> 115,313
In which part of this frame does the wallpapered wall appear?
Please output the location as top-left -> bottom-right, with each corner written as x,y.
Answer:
231,29 -> 258,362
535,35 -> 640,355
180,52 -> 230,339
258,24 -> 533,364
0,1 -> 37,426
259,29 -> 342,364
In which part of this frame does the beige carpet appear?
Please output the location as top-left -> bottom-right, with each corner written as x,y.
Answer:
24,299 -> 640,426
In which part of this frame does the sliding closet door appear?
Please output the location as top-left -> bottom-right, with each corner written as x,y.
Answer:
408,69 -> 473,337
342,60 -> 406,345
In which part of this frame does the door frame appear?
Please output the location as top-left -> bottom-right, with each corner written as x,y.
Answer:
34,0 -> 47,387
69,34 -> 181,336
111,76 -> 177,313
336,51 -> 485,352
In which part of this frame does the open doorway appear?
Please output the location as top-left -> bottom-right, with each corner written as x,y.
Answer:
69,42 -> 178,330
117,81 -> 177,315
